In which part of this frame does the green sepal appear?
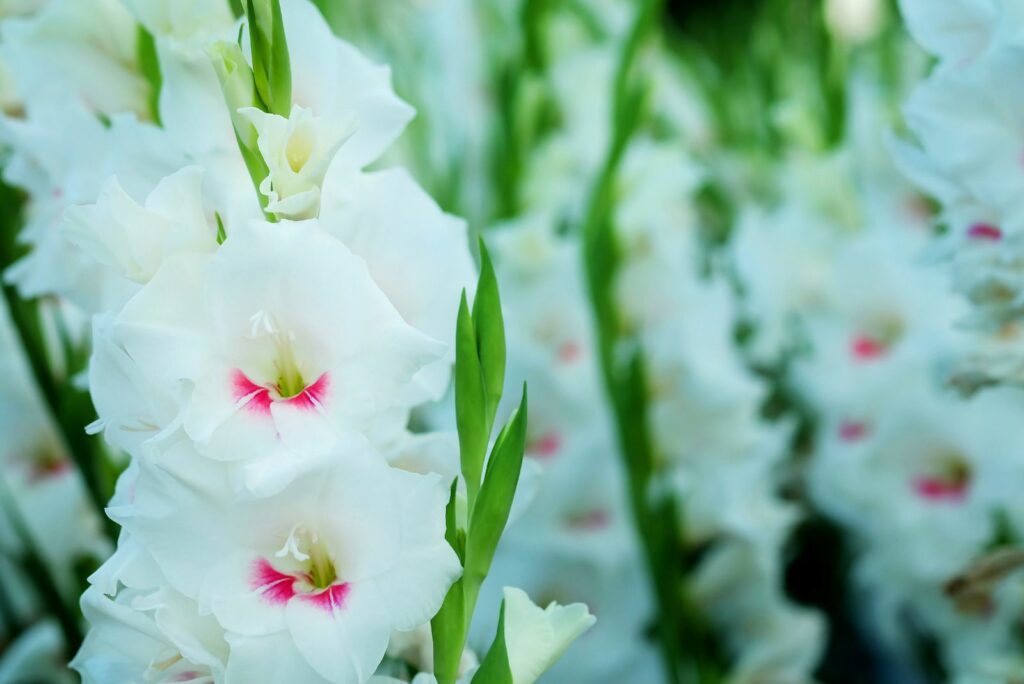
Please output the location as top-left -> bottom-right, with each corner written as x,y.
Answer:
433,480 -> 468,684
444,478 -> 466,564
215,212 -> 227,245
136,24 -> 162,126
472,240 -> 506,433
246,0 -> 291,117
431,577 -> 467,684
464,385 -> 527,590
236,131 -> 273,217
208,40 -> 261,145
455,290 -> 487,511
471,599 -> 514,684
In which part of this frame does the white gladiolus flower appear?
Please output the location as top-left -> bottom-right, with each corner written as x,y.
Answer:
105,222 -> 441,491
63,166 -> 217,286
121,0 -> 234,48
500,586 -> 595,684
0,100 -> 183,309
0,0 -> 148,116
385,623 -> 478,680
159,0 -> 413,216
0,622 -> 75,684
73,584 -> 228,684
113,450 -> 460,684
273,0 -> 413,170
693,542 -> 825,684
897,0 -> 1003,66
243,105 -> 355,219
319,167 -> 475,399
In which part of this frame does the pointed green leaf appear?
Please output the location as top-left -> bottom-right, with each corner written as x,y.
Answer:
464,385 -> 527,587
455,290 -> 487,510
268,0 -> 291,116
136,25 -> 162,126
246,0 -> 290,117
471,599 -> 514,684
472,240 -> 506,431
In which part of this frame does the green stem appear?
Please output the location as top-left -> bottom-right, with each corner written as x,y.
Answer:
580,2 -> 724,682
0,186 -> 116,542
0,474 -> 83,654
0,286 -> 116,541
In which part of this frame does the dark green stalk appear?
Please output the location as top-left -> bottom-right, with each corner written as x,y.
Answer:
0,474 -> 83,654
580,2 -> 682,682
581,2 -> 725,682
0,186 -> 116,541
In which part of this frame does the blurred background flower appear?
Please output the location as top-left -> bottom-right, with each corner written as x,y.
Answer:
3,0 -> 1024,682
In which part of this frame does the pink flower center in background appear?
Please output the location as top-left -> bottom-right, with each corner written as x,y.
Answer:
233,370 -> 330,415
912,476 -> 968,503
528,430 -> 563,459
850,335 -> 887,360
838,421 -> 869,442
250,558 -> 350,613
967,223 -> 1002,241
558,340 -> 582,363
912,455 -> 971,504
565,508 -> 611,531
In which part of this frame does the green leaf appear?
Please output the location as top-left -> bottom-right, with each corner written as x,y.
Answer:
267,0 -> 291,116
471,599 -> 514,684
455,290 -> 487,510
464,385 -> 527,590
246,0 -> 291,117
136,25 -> 162,126
472,240 -> 506,432
227,0 -> 244,18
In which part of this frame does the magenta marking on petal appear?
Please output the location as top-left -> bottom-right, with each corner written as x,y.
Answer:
850,335 -> 886,360
232,370 -> 272,415
251,558 -> 297,605
28,458 -> 72,483
298,582 -> 350,613
838,421 -> 868,443
912,476 -> 968,503
967,223 -> 1003,241
281,373 -> 330,412
566,509 -> 611,531
529,431 -> 562,459
558,341 -> 582,363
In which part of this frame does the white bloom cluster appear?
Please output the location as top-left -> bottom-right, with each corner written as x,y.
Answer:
736,69 -> 1024,680
893,0 -> 1024,390
0,0 -> 598,682
447,3 -> 825,681
10,0 -> 1024,681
